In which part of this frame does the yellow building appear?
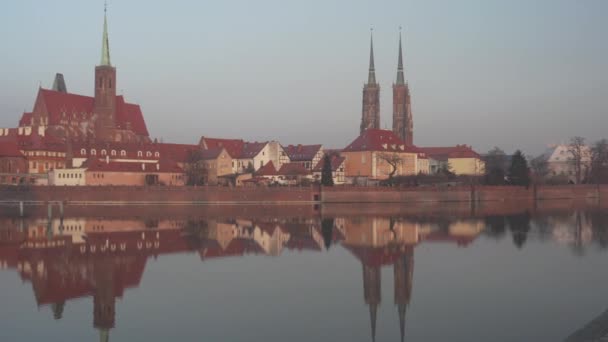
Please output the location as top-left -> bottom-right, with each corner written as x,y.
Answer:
419,145 -> 485,175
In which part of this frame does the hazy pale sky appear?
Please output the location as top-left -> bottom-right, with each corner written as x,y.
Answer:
1,0 -> 606,155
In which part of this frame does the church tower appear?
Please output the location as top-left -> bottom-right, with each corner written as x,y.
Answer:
392,30 -> 413,145
94,4 -> 117,141
360,32 -> 380,134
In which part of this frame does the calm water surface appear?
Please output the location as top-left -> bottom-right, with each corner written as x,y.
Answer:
1,203 -> 607,342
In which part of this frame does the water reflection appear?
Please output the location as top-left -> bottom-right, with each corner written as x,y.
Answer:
1,204 -> 608,341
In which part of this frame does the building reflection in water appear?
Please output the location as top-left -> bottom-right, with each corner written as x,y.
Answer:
1,209 -> 607,341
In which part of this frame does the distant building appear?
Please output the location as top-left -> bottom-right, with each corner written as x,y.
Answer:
283,144 -> 323,170
540,144 -> 591,182
198,148 -> 233,185
200,136 -> 288,173
83,159 -> 184,186
341,129 -> 428,182
419,145 -> 485,176
360,33 -> 380,134
312,155 -> 346,184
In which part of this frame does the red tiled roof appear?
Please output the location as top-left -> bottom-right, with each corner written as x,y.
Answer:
37,88 -> 149,137
199,137 -> 245,158
0,141 -> 25,158
241,142 -> 267,158
156,143 -> 200,163
19,113 -> 32,126
277,162 -> 311,176
283,144 -> 322,161
343,129 -> 418,153
83,159 -> 183,173
256,161 -> 277,176
198,147 -> 226,160
313,155 -> 345,172
418,145 -> 481,160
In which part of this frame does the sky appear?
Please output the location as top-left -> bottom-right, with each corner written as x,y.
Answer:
1,0 -> 606,155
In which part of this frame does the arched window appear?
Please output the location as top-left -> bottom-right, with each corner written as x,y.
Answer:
101,149 -> 107,156
146,151 -> 152,157
137,151 -> 143,157
80,148 -> 86,155
91,149 -> 97,156
121,150 -> 126,157
154,152 -> 160,158
111,150 -> 116,156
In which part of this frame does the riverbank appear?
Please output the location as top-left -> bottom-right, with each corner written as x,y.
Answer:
0,184 -> 605,205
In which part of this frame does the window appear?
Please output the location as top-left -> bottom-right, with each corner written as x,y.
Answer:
154,152 -> 160,158
121,150 -> 126,157
146,151 -> 152,157
111,150 -> 116,156
101,149 -> 107,156
138,151 -> 143,157
109,79 -> 112,88
91,149 -> 97,156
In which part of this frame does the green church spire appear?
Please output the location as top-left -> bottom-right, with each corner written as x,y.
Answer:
100,2 -> 111,66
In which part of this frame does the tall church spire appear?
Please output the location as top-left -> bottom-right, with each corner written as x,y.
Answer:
396,28 -> 405,85
100,2 -> 111,66
367,30 -> 377,85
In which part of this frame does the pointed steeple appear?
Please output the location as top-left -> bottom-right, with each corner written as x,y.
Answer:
398,304 -> 407,342
396,28 -> 405,85
100,2 -> 111,66
367,29 -> 377,85
369,304 -> 377,342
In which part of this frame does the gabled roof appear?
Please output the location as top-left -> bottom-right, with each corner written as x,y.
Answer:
241,142 -> 267,158
0,141 -> 24,158
198,147 -> 226,160
36,88 -> 149,137
277,162 -> 311,176
199,136 -> 245,158
256,161 -> 278,176
19,113 -> 32,126
343,129 -> 417,153
313,155 -> 345,172
156,143 -> 200,163
283,144 -> 322,161
418,145 -> 481,160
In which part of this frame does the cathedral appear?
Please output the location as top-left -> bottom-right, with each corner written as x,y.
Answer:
360,31 -> 414,146
16,7 -> 150,144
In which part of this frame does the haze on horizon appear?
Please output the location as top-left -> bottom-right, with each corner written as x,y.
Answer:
1,0 -> 606,155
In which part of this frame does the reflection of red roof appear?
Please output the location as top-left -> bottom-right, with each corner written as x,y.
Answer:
200,137 -> 245,158
283,144 -> 322,161
343,129 -> 420,153
256,161 -> 277,176
83,159 -> 183,173
418,145 -> 481,160
0,141 -> 24,158
313,155 -> 345,172
277,163 -> 311,176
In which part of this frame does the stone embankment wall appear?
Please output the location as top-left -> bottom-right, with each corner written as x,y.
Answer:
0,184 -> 604,205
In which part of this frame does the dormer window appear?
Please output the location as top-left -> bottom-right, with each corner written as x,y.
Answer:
391,144 -> 396,150
101,149 -> 107,156
111,150 -> 116,156
399,145 -> 405,150
91,149 -> 97,156
80,148 -> 86,155
121,150 -> 126,157
146,151 -> 152,157
382,144 -> 387,149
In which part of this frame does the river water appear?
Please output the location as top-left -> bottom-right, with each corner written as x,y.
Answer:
0,202 -> 607,342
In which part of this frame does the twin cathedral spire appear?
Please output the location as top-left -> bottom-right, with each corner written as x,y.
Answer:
360,30 -> 414,146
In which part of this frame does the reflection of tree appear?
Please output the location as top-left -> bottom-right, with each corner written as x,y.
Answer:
321,218 -> 334,250
51,301 -> 65,320
571,212 -> 586,256
394,252 -> 414,342
532,215 -> 553,242
484,215 -> 506,240
507,212 -> 531,249
590,210 -> 608,249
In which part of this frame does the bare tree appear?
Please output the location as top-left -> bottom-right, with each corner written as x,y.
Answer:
378,152 -> 403,180
529,154 -> 549,183
590,139 -> 608,184
185,150 -> 205,186
568,136 -> 587,184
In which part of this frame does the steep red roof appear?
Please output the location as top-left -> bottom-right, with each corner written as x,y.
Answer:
83,159 -> 183,173
19,112 -> 33,126
256,161 -> 277,176
418,145 -> 481,160
343,129 -> 418,153
198,147 -> 226,160
283,144 -> 322,161
313,155 -> 345,172
241,142 -> 267,158
36,88 -> 149,137
156,143 -> 200,163
199,137 -> 244,158
277,162 -> 311,176
0,141 -> 24,158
